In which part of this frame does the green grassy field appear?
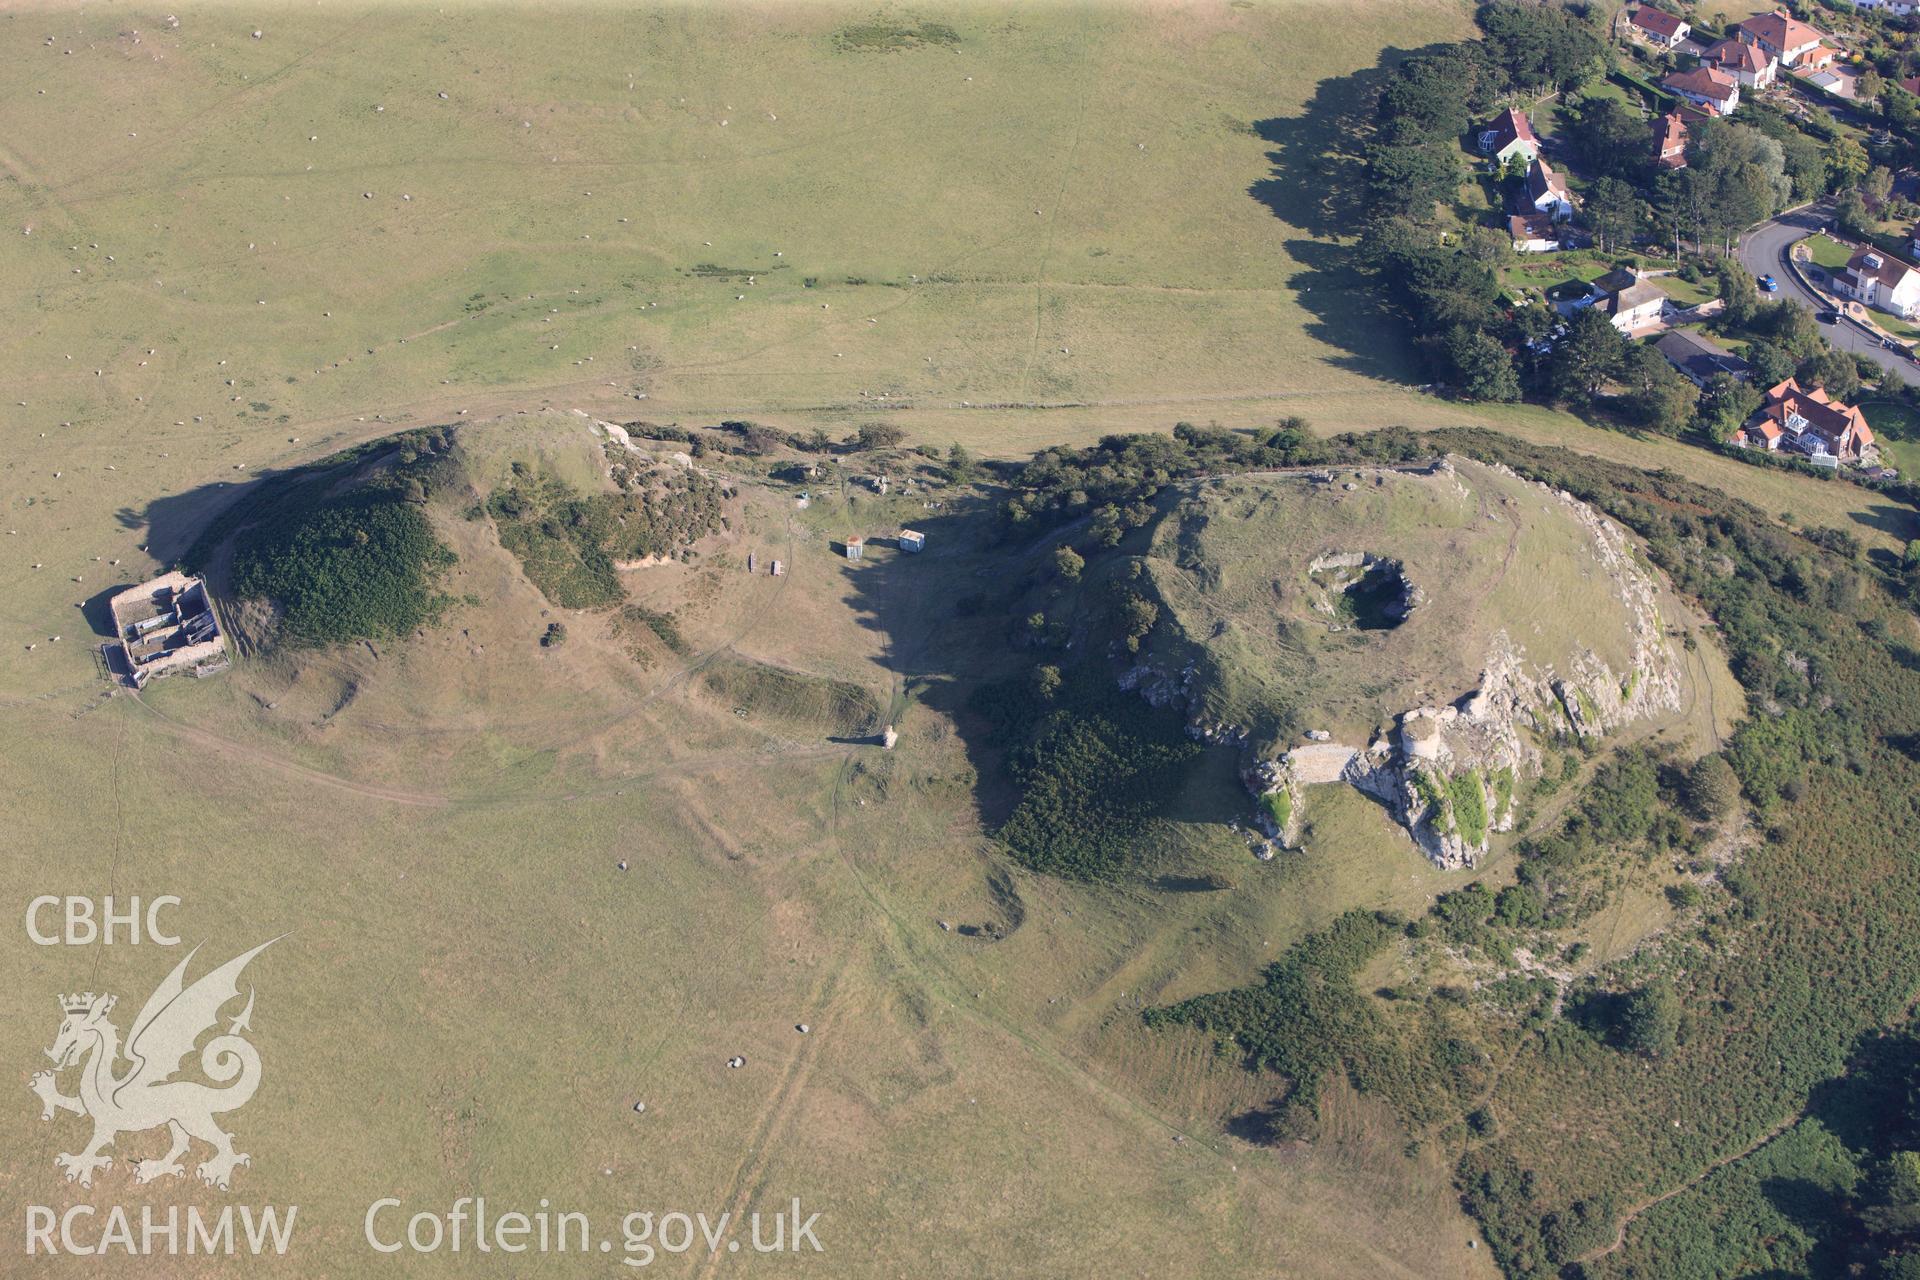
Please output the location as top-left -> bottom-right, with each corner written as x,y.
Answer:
2,4 -> 1916,1276
1863,398 -> 1920,478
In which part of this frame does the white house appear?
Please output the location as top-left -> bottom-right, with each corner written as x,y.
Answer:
1703,37 -> 1778,88
1605,278 -> 1669,333
1662,65 -> 1740,116
1526,157 -> 1575,221
1839,0 -> 1915,17
1735,10 -> 1830,67
1832,247 -> 1920,320
1629,7 -> 1691,47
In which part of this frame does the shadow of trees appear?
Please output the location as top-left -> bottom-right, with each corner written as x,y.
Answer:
1246,45 -> 1460,385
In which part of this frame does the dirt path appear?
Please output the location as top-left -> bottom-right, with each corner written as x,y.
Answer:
1573,1110 -> 1802,1267
127,691 -> 450,808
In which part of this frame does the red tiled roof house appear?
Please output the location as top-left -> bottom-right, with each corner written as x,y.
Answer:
1477,108 -> 1541,166
1630,7 -> 1692,48
1652,111 -> 1689,169
1735,10 -> 1830,67
1737,378 -> 1877,463
1703,36 -> 1777,88
1662,65 -> 1740,116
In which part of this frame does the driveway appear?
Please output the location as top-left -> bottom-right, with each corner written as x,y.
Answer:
1735,206 -> 1920,387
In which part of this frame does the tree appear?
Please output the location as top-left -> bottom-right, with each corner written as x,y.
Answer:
1617,980 -> 1680,1056
1685,753 -> 1741,822
1476,0 -> 1607,93
1116,593 -> 1158,652
1585,177 -> 1647,254
1695,373 -> 1762,443
1550,307 -> 1628,402
1716,257 -> 1759,327
1868,164 -> 1898,207
1366,143 -> 1462,222
1570,97 -> 1656,182
945,442 -> 976,483
1030,664 -> 1062,701
1446,327 -> 1522,402
1837,188 -> 1875,239
1862,67 -> 1888,108
1802,345 -> 1863,402
1830,134 -> 1871,191
1619,343 -> 1698,433
1051,545 -> 1085,582
853,422 -> 906,450
1746,340 -> 1796,388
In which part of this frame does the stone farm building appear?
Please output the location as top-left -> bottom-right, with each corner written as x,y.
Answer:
109,571 -> 227,686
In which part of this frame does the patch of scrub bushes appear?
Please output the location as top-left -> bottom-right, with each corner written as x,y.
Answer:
189,428 -> 460,647
486,461 -> 724,609
970,662 -> 1200,881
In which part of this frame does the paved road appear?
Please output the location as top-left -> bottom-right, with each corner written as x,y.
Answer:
1735,206 -> 1920,386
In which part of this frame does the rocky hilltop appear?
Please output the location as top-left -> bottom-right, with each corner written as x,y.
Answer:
1121,456 -> 1689,868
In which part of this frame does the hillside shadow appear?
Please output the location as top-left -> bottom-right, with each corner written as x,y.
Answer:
833,494 -> 1028,828
114,473 -> 271,566
1283,238 -> 1422,383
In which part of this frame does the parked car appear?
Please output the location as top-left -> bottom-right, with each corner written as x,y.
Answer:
1818,310 -> 1839,324
1758,274 -> 1779,293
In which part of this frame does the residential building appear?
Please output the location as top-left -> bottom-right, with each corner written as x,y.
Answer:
1526,156 -> 1575,220
1662,65 -> 1741,116
1477,108 -> 1540,166
1847,0 -> 1918,15
1902,75 -> 1920,96
1737,377 -> 1877,462
1508,213 -> 1560,252
1629,6 -> 1692,47
1735,10 -> 1831,67
1703,37 -> 1778,87
1831,247 -> 1920,320
1652,111 -> 1689,169
1606,278 -> 1669,332
1654,329 -> 1751,385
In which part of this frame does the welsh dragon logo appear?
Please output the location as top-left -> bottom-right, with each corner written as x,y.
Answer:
30,940 -> 277,1191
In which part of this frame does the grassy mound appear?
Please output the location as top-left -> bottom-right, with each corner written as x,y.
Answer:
698,656 -> 881,737
187,428 -> 459,647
